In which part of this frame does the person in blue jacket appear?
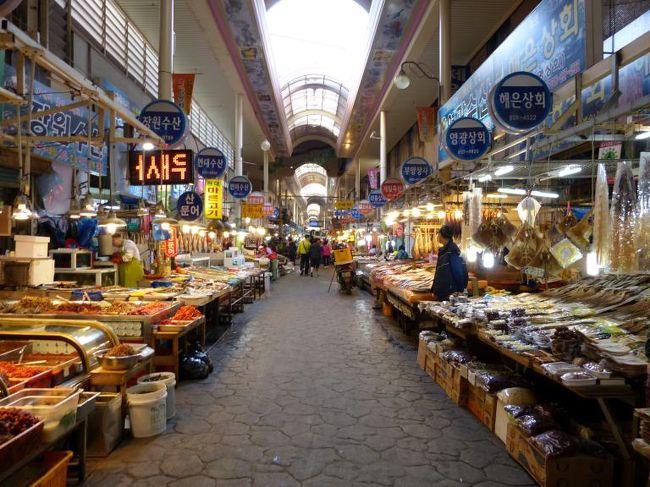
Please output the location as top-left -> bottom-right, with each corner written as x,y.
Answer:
432,224 -> 468,301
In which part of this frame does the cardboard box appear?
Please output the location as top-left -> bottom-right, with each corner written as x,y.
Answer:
416,338 -> 427,370
467,383 -> 498,432
506,423 -> 613,487
435,355 -> 467,405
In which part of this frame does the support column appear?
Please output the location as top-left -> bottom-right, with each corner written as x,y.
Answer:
263,149 -> 269,197
355,158 -> 361,200
158,0 -> 174,100
379,111 -> 387,184
234,93 -> 243,224
439,0 -> 452,103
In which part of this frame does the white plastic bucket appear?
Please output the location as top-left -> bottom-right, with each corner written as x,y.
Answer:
137,372 -> 176,420
126,383 -> 167,438
264,272 -> 272,297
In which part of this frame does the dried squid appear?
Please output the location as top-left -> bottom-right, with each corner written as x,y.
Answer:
593,163 -> 610,269
609,161 -> 638,273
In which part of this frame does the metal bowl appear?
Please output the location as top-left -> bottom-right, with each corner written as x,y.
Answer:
97,352 -> 138,371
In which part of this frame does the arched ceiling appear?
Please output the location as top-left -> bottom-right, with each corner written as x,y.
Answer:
265,0 -> 371,12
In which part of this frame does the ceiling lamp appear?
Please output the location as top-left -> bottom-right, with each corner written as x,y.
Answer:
79,193 -> 97,218
98,211 -> 127,235
137,199 -> 149,217
394,70 -> 411,90
497,187 -> 527,196
260,140 -> 271,151
635,130 -> 650,140
153,203 -> 178,230
411,207 -> 421,218
530,190 -> 559,199
477,174 -> 492,182
557,165 -> 582,177
12,193 -> 33,220
142,141 -> 155,151
494,165 -> 514,176
68,197 -> 81,220
437,210 -> 446,219
486,193 -> 508,199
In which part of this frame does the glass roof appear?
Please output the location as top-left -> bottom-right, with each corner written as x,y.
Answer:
294,163 -> 327,179
267,0 -> 369,143
300,183 -> 327,198
307,203 -> 321,216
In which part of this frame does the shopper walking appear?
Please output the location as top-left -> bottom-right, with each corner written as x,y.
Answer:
321,238 -> 332,267
287,238 -> 297,265
309,238 -> 322,277
431,224 -> 468,301
297,234 -> 312,276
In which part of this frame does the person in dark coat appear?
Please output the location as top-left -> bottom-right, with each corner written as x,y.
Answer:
309,238 -> 322,277
432,224 -> 468,301
287,238 -> 297,265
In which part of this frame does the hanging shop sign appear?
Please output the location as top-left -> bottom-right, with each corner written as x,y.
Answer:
489,72 -> 552,133
443,118 -> 491,161
247,192 -> 265,205
368,190 -> 387,208
309,220 -> 320,228
177,191 -> 203,221
400,156 -> 433,186
416,107 -> 438,142
172,74 -> 196,115
228,176 -> 252,199
196,147 -> 227,179
335,200 -> 354,210
263,203 -> 274,217
204,179 -> 224,219
358,200 -> 373,216
334,210 -> 350,218
138,99 -> 188,146
350,207 -> 362,220
129,149 -> 193,185
381,178 -> 404,201
367,168 -> 380,190
438,0 -> 588,161
241,203 -> 263,219
163,227 -> 179,258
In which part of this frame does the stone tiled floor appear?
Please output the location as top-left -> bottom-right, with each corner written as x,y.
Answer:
86,271 -> 535,487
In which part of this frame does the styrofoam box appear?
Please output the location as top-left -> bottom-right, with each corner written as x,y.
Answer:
14,235 -> 50,258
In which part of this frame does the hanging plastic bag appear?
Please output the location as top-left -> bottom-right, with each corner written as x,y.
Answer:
517,197 -> 540,226
550,238 -> 583,269
638,154 -> 650,270
609,161 -> 638,273
593,163 -> 610,268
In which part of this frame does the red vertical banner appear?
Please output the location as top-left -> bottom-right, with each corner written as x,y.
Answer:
173,74 -> 196,115
416,106 -> 438,142
164,227 -> 179,257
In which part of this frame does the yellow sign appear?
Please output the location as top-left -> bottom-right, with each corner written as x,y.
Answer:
241,203 -> 263,219
204,179 -> 223,219
335,200 -> 354,210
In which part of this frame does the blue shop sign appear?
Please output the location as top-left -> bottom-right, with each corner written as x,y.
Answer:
350,207 -> 362,220
368,190 -> 387,208
438,0 -> 587,161
138,99 -> 187,146
334,209 -> 350,218
400,157 -> 433,186
177,191 -> 203,221
309,220 -> 320,228
196,147 -> 227,179
443,118 -> 491,161
490,72 -> 552,133
228,175 -> 252,199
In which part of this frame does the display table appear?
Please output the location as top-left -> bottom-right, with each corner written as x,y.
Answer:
152,317 -> 206,377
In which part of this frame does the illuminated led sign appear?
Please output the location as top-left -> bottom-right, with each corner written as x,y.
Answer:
129,150 -> 193,185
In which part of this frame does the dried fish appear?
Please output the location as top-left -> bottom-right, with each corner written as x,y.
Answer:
593,163 -> 610,269
638,153 -> 650,270
609,161 -> 638,273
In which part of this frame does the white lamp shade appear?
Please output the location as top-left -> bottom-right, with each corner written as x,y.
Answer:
394,73 -> 411,90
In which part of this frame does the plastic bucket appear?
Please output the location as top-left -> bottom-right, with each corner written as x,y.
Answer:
264,272 -> 272,297
126,383 -> 167,438
137,372 -> 176,420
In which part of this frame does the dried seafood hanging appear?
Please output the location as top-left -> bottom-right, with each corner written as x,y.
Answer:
566,211 -> 593,252
505,225 -> 543,269
469,188 -> 482,238
609,161 -> 638,273
517,197 -> 541,226
638,153 -> 650,270
593,163 -> 610,269
461,191 -> 472,253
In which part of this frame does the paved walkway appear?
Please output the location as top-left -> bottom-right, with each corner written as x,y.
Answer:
87,271 -> 534,487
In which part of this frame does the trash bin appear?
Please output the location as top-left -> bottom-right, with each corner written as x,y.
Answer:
270,259 -> 279,281
87,393 -> 123,457
264,272 -> 272,297
126,383 -> 167,438
138,372 -> 176,420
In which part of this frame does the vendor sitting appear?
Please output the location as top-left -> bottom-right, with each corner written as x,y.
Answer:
111,232 -> 144,288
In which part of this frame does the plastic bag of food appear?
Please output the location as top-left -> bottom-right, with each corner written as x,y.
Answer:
517,412 -> 558,436
530,430 -> 579,458
504,404 -> 535,419
480,374 -> 528,393
497,387 -> 535,405
639,153 -> 650,270
593,163 -> 610,269
440,349 -> 473,365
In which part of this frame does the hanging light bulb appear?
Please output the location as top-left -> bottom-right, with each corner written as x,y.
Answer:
411,208 -> 421,218
191,225 -> 200,235
105,223 -> 117,235
426,213 -> 434,219
402,209 -> 410,217
68,197 -> 81,220
182,224 -> 191,234
466,246 -> 478,263
365,234 -> 372,243
453,209 -> 463,219
137,199 -> 149,217
208,231 -> 216,239
161,222 -> 171,231
482,251 -> 495,268
79,193 -> 97,217
244,217 -> 251,225
586,250 -> 599,276
199,230 -> 207,238
98,210 -> 126,235
437,210 -> 446,219
426,203 -> 435,212
223,231 -> 230,239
